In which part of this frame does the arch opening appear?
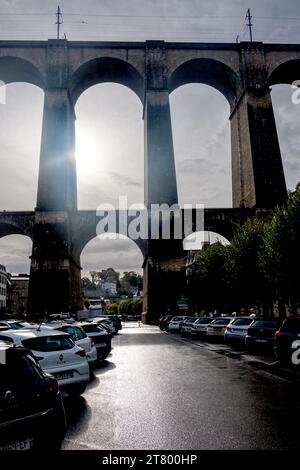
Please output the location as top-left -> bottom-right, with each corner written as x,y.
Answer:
168,58 -> 239,106
70,57 -> 144,105
75,83 -> 144,210
0,83 -> 44,210
80,233 -> 144,298
269,61 -> 300,191
169,83 -> 232,209
0,56 -> 44,89
0,234 -> 32,275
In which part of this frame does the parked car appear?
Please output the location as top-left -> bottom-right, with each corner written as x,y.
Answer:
0,320 -> 34,330
245,318 -> 282,351
93,318 -> 117,335
191,317 -> 212,337
0,341 -> 66,450
224,317 -> 254,344
206,317 -> 233,339
45,322 -> 97,366
167,316 -> 189,333
0,327 -> 90,396
76,322 -> 111,361
274,316 -> 300,365
106,315 -> 122,332
180,317 -> 198,336
159,315 -> 174,331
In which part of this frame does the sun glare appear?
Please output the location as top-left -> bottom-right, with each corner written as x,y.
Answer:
75,129 -> 100,176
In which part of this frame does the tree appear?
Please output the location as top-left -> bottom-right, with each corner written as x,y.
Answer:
81,277 -> 95,290
106,303 -> 119,315
260,185 -> 300,316
228,218 -> 267,314
119,271 -> 143,295
189,242 -> 230,313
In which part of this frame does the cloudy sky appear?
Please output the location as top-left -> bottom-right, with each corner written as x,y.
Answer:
0,0 -> 300,276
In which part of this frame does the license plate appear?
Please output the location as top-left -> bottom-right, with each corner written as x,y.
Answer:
0,437 -> 34,451
96,343 -> 106,348
54,371 -> 74,380
256,339 -> 267,343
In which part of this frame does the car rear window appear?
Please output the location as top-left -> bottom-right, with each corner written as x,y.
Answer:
22,335 -> 74,352
81,324 -> 103,333
231,318 -> 253,326
281,318 -> 300,333
58,326 -> 86,341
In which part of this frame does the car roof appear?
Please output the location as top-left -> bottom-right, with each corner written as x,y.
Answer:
0,327 -> 70,339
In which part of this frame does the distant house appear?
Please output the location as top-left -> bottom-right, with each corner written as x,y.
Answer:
7,274 -> 30,316
0,264 -> 7,311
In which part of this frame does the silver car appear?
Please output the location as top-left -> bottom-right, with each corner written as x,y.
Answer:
224,317 -> 254,344
191,317 -> 213,336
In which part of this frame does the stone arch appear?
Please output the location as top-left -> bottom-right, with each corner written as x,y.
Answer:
69,57 -> 144,104
0,213 -> 34,240
0,56 -> 44,89
168,58 -> 240,106
269,59 -> 300,86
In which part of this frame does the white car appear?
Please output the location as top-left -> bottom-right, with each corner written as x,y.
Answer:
224,317 -> 255,344
167,316 -> 189,333
45,322 -> 98,365
0,327 -> 90,395
0,320 -> 34,330
180,317 -> 199,335
206,317 -> 233,338
191,317 -> 213,336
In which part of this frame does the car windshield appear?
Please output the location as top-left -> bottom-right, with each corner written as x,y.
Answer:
231,318 -> 253,326
251,320 -> 279,328
22,335 -> 75,352
211,318 -> 231,325
281,318 -> 300,333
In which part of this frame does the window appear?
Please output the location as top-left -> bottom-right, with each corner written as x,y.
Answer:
22,335 -> 75,352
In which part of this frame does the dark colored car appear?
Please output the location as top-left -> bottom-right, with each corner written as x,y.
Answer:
78,323 -> 112,360
0,342 -> 66,450
159,316 -> 174,331
106,315 -> 122,332
245,318 -> 282,351
274,316 -> 300,365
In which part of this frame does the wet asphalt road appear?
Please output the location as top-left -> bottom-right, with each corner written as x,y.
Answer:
62,324 -> 300,450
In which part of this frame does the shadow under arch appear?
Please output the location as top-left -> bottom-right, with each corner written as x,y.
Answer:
69,57 -> 144,105
168,58 -> 240,106
269,59 -> 300,86
0,56 -> 44,89
0,222 -> 33,240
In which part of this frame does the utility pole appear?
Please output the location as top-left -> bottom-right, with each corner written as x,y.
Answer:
56,5 -> 62,40
246,8 -> 253,42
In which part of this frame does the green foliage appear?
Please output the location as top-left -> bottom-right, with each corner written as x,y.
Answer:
189,185 -> 300,316
106,303 -> 119,315
118,297 -> 143,317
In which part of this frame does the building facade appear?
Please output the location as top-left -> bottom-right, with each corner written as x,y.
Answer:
0,264 -> 7,310
8,274 -> 30,316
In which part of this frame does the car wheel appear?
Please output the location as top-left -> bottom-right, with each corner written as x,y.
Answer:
66,382 -> 87,396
